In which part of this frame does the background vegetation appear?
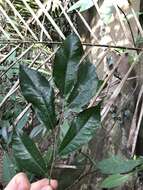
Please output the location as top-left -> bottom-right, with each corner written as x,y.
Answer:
0,0 -> 143,189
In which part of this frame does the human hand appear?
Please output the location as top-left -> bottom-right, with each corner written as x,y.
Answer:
4,173 -> 58,190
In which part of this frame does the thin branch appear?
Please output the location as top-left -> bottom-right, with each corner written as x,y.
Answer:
13,103 -> 32,127
131,95 -> 143,156
0,25 -> 10,40
64,170 -> 97,190
88,54 -> 127,107
0,5 -> 24,40
127,85 -> 143,156
58,2 -> 81,39
113,2 -> 131,45
0,44 -> 33,78
101,52 -> 143,122
22,0 -> 52,40
76,10 -> 98,42
0,51 -> 41,109
0,44 -> 20,64
130,7 -> 143,38
35,0 -> 65,40
5,0 -> 38,41
117,5 -> 136,47
0,40 -> 142,51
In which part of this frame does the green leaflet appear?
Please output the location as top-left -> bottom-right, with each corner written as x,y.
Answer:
53,33 -> 84,98
97,155 -> 141,174
60,120 -> 70,142
19,65 -> 56,130
68,0 -> 94,12
12,132 -> 46,176
101,174 -> 131,188
67,60 -> 99,111
2,152 -> 16,184
59,105 -> 100,155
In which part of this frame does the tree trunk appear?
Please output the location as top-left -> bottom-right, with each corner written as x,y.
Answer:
73,1 -> 143,190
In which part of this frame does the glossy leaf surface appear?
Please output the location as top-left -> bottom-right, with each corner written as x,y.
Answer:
97,156 -> 141,174
101,174 -> 131,188
67,60 -> 99,111
53,34 -> 84,97
59,105 -> 100,155
12,132 -> 46,176
19,65 -> 56,130
2,152 -> 16,183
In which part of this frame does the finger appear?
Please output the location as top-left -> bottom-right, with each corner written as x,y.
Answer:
31,179 -> 58,190
4,173 -> 30,190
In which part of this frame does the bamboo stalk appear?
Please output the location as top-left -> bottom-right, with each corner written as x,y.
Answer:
101,52 -> 143,122
0,25 -> 10,39
0,40 -> 142,51
92,0 -> 116,45
22,0 -> 52,40
76,10 -> 98,42
0,44 -> 20,64
0,5 -> 24,40
113,2 -> 131,45
0,51 -> 41,108
130,7 -> 143,38
5,0 -> 38,41
127,85 -> 143,156
35,0 -> 65,40
88,54 -> 125,108
58,2 -> 81,39
131,92 -> 143,156
0,44 -> 34,78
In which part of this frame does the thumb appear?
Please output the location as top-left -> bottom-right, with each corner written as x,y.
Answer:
4,173 -> 30,190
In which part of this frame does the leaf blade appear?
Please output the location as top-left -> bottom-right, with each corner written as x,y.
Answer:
97,156 -> 141,174
12,132 -> 46,176
67,60 -> 99,111
59,105 -> 101,155
19,65 -> 56,130
53,33 -> 84,97
101,174 -> 131,188
2,152 -> 16,184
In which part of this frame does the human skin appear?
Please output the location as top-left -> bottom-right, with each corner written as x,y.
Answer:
4,173 -> 58,190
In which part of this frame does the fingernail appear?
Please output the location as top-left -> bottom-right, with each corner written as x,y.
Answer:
41,185 -> 52,190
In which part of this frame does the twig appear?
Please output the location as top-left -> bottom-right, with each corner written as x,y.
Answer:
89,54 -> 125,107
101,52 -> 143,122
0,51 -> 41,109
0,44 -> 20,64
5,0 -> 38,41
117,5 -> 136,47
22,0 -> 52,40
127,85 -> 143,156
0,5 -> 24,40
59,2 -> 81,39
0,40 -> 142,51
64,170 -> 97,190
131,92 -> 143,156
113,2 -> 131,44
0,44 -> 33,78
130,7 -> 143,38
35,0 -> 65,40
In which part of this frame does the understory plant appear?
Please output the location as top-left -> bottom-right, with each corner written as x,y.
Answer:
1,33 -> 143,189
1,33 -> 101,188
